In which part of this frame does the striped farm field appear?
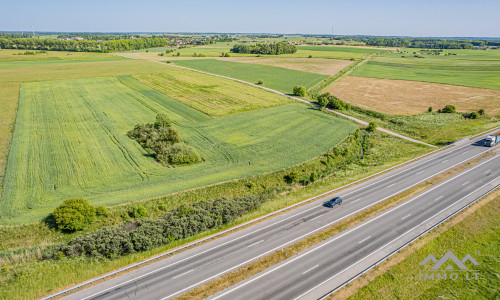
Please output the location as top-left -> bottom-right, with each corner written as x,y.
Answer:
0,76 -> 356,224
133,68 -> 291,117
350,50 -> 500,90
171,59 -> 328,93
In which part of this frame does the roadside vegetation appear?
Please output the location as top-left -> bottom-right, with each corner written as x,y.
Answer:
230,41 -> 297,55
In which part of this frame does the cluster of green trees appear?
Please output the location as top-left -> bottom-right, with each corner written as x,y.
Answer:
46,195 -> 267,259
317,92 -> 352,110
362,37 -> 489,49
0,37 -> 169,52
230,42 -> 297,55
127,113 -> 202,167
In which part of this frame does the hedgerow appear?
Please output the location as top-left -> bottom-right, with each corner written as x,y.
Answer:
46,195 -> 267,259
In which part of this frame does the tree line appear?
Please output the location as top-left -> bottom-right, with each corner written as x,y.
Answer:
230,41 -> 297,55
0,37 -> 169,52
45,195 -> 267,259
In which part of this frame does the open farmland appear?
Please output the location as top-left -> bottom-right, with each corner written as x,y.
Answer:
0,82 -> 20,197
327,76 -> 500,115
133,68 -> 291,117
350,50 -> 500,90
0,76 -> 356,224
215,57 -> 353,75
0,59 -> 177,83
171,59 -> 328,93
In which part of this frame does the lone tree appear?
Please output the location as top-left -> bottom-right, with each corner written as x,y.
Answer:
52,198 -> 96,231
428,106 -> 433,113
293,85 -> 306,97
478,108 -> 485,115
367,122 -> 378,132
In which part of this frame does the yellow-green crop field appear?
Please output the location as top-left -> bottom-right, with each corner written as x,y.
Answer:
0,75 -> 356,224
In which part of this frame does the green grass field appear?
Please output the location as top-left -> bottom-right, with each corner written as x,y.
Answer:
133,68 -> 291,117
171,59 -> 328,93
0,82 -> 20,197
350,50 -> 500,90
0,76 -> 355,224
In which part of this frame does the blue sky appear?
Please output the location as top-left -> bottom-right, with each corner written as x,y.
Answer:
2,0 -> 499,37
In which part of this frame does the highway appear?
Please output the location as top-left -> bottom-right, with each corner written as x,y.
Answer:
62,135 -> 497,300
212,154 -> 500,300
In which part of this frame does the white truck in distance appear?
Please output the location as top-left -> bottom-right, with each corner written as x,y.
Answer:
484,133 -> 500,147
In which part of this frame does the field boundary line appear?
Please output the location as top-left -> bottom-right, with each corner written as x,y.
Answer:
138,58 -> 435,148
41,121 -> 496,299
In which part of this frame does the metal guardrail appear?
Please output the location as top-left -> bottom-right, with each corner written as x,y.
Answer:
318,183 -> 500,300
41,127 -> 500,299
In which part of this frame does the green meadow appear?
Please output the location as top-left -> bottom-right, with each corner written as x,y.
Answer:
0,76 -> 355,224
172,59 -> 328,93
350,50 -> 500,90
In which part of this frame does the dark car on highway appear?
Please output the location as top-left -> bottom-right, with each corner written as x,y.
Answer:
324,197 -> 343,208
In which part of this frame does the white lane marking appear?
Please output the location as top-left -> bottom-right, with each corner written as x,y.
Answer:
247,240 -> 264,248
417,170 -> 424,174
463,151 -> 468,154
341,143 -> 473,197
292,176 -> 500,300
160,156 -> 499,300
358,236 -> 372,244
485,170 -> 491,174
401,214 -> 412,220
172,269 -> 194,279
387,183 -> 396,187
434,196 -> 444,202
462,181 -> 470,186
351,198 -> 361,204
302,265 -> 319,275
309,215 -> 323,221
212,159 -> 499,300
442,160 -> 448,163
82,150 -> 493,300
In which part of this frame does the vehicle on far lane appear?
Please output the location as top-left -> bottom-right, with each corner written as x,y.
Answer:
484,133 -> 499,147
324,197 -> 343,208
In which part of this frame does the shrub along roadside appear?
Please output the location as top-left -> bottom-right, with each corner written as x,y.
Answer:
44,195 -> 267,259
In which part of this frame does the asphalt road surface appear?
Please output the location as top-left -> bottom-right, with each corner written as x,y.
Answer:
63,135 -> 497,300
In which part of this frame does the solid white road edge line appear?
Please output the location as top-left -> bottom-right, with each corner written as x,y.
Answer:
211,158 -> 498,300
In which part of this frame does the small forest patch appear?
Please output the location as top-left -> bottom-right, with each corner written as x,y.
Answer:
127,112 -> 202,167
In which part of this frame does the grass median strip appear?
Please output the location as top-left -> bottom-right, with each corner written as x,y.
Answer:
175,151 -> 494,300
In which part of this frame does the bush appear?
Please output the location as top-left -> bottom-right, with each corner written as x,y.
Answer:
128,206 -> 148,219
293,85 -> 306,97
52,198 -> 96,232
284,171 -> 299,184
441,105 -> 456,113
469,112 -> 479,119
257,80 -> 264,85
428,106 -> 433,113
50,195 -> 268,259
478,108 -> 485,115
367,122 -> 378,132
95,205 -> 108,217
